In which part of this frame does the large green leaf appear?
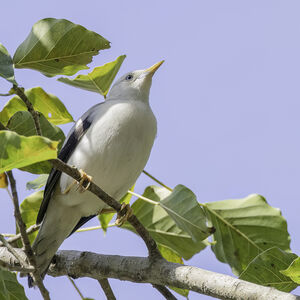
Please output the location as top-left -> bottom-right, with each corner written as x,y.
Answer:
19,191 -> 43,244
58,55 -> 126,97
0,131 -> 58,173
160,185 -> 211,242
203,194 -> 291,275
26,174 -> 48,190
123,186 -> 207,260
0,87 -> 73,126
7,111 -> 65,174
0,269 -> 28,300
7,111 -> 65,146
13,18 -> 110,77
281,257 -> 300,284
239,247 -> 298,292
98,186 -> 134,233
0,43 -> 16,85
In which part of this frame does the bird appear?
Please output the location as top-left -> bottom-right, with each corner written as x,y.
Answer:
29,60 -> 164,285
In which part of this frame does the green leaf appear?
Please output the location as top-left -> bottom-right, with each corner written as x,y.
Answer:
122,186 -> 207,260
26,174 -> 49,190
281,257 -> 300,284
0,131 -> 58,173
99,186 -> 134,233
160,185 -> 211,242
0,43 -> 16,85
7,111 -> 65,147
0,269 -> 28,300
58,55 -> 126,97
157,245 -> 189,298
203,194 -> 291,275
7,111 -> 65,174
0,87 -> 74,126
19,191 -> 43,244
13,18 -> 110,77
239,247 -> 298,292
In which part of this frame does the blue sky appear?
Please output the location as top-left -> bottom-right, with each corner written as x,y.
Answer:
0,1 -> 299,299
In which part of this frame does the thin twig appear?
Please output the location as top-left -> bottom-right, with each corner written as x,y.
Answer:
7,171 -> 50,300
152,284 -> 178,300
98,278 -> 116,300
12,85 -> 42,135
0,224 -> 40,246
67,276 -> 85,300
143,170 -> 173,192
0,93 -> 11,96
0,259 -> 34,273
50,158 -> 162,260
0,234 -> 29,268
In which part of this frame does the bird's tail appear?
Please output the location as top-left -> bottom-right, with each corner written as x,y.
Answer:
29,203 -> 80,286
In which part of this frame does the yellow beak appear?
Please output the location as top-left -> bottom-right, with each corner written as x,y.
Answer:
145,60 -> 164,76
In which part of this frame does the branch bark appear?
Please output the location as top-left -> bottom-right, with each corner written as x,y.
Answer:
98,278 -> 116,300
0,248 -> 299,300
6,171 -> 50,300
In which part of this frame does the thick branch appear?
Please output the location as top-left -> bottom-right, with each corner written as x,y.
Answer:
1,248 -> 298,300
49,158 -> 161,260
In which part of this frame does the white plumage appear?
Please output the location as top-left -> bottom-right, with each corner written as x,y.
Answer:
31,61 -> 163,279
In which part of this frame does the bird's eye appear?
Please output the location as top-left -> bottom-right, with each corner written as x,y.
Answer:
125,74 -> 133,81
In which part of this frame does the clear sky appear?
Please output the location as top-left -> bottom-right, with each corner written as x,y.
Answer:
0,1 -> 299,299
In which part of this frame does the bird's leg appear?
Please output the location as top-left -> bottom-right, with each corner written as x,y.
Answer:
115,203 -> 133,226
61,180 -> 76,194
76,169 -> 93,193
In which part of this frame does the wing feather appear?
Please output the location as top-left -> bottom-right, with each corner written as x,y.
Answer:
36,103 -> 102,224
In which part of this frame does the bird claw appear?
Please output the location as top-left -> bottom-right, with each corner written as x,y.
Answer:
115,203 -> 133,226
76,169 -> 93,193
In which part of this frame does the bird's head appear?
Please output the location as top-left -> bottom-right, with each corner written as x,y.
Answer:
107,61 -> 164,102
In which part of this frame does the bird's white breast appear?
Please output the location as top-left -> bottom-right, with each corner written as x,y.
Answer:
58,100 -> 157,216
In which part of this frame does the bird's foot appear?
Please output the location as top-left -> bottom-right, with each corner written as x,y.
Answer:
115,203 -> 133,226
76,169 -> 93,193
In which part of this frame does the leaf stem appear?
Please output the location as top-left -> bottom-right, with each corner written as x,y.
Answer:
127,190 -> 159,205
143,170 -> 173,192
75,223 -> 116,233
67,276 -> 85,300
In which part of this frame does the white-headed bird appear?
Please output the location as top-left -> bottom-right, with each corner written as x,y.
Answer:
30,61 -> 164,285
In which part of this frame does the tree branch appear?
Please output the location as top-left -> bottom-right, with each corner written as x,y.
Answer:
98,278 -> 116,300
0,234 -> 29,269
0,224 -> 40,247
12,85 -> 42,135
1,248 -> 298,300
152,284 -> 178,300
6,171 -> 50,300
49,158 -> 162,260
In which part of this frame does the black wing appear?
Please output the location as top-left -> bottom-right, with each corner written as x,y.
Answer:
36,103 -> 102,225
